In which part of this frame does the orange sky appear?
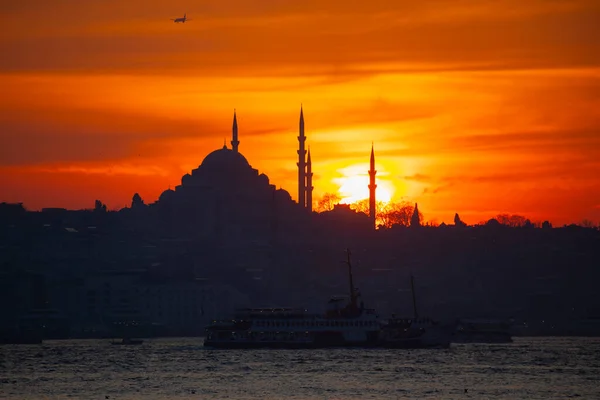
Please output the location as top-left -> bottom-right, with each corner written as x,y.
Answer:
1,0 -> 600,225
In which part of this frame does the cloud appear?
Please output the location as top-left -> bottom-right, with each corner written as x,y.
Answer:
422,183 -> 454,195
403,174 -> 432,182
444,129 -> 600,156
425,158 -> 600,188
32,164 -> 171,177
1,0 -> 599,76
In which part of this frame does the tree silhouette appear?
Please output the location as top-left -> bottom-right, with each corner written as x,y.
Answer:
579,219 -> 596,228
316,195 -> 425,229
348,198 -> 389,216
131,193 -> 145,209
316,192 -> 341,212
349,198 -> 369,215
379,201 -> 422,228
496,213 -> 527,227
542,220 -> 552,229
454,213 -> 467,227
94,199 -> 107,213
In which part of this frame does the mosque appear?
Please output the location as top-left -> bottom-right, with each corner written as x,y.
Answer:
152,107 -> 378,237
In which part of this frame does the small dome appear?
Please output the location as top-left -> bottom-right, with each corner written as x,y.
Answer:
275,188 -> 292,202
159,188 -> 175,202
200,148 -> 250,170
181,173 -> 192,186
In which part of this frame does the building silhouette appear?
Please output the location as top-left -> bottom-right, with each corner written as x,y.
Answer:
230,109 -> 239,153
368,144 -> 377,230
2,106 -> 600,340
306,146 -> 313,213
297,105 -> 308,209
147,109 -> 315,245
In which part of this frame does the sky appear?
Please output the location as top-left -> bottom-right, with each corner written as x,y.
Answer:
1,0 -> 600,225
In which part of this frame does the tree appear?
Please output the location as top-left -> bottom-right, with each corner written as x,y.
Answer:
349,198 -> 369,215
316,192 -> 341,212
579,219 -> 596,228
378,201 -> 422,228
425,219 -> 439,227
454,213 -> 466,227
349,199 -> 389,216
496,213 -> 528,227
486,218 -> 501,227
94,199 -> 107,213
542,220 -> 552,229
131,193 -> 145,209
316,195 -> 425,229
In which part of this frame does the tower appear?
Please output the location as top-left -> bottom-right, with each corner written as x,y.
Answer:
368,143 -> 377,229
231,109 -> 239,153
411,203 -> 421,227
306,146 -> 313,212
297,105 -> 307,208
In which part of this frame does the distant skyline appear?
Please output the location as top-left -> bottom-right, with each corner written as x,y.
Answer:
1,1 -> 600,225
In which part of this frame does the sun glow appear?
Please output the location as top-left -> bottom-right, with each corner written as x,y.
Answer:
334,164 -> 395,204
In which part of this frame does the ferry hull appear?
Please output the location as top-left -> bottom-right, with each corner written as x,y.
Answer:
379,337 -> 450,349
204,331 -> 381,349
204,341 -> 377,349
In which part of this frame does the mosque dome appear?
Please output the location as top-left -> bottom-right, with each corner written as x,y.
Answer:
158,188 -> 175,202
199,146 -> 250,170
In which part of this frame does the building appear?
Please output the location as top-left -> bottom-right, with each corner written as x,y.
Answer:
151,110 -> 312,244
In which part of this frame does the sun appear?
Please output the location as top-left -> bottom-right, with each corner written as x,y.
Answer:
334,164 -> 394,204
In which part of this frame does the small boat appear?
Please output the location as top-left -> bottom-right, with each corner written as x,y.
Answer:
379,317 -> 453,348
452,319 -> 513,343
111,337 -> 144,345
379,275 -> 453,349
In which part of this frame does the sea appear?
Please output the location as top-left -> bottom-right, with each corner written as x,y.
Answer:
1,337 -> 599,399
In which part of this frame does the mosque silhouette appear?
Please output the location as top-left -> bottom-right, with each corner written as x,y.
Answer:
144,107 -> 379,237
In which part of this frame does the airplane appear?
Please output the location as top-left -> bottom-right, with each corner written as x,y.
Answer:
171,13 -> 191,23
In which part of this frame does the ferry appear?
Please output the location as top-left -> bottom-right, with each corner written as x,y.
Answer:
203,250 -> 382,348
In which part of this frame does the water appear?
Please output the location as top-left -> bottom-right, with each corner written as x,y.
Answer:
1,337 -> 599,399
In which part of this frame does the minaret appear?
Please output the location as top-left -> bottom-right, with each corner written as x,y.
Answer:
368,143 -> 377,229
297,105 -> 306,208
306,146 -> 313,212
231,109 -> 239,153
